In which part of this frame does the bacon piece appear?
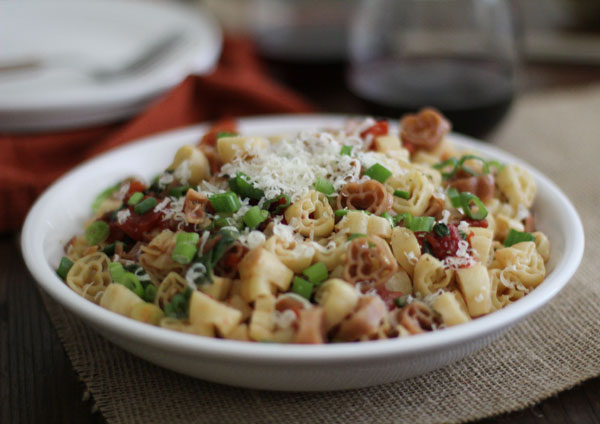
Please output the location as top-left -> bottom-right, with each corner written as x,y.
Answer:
214,242 -> 248,279
398,301 -> 435,334
294,307 -> 326,344
198,118 -> 237,147
335,296 -> 387,341
400,108 -> 451,152
343,235 -> 398,287
336,180 -> 393,215
183,189 -> 210,226
448,174 -> 495,202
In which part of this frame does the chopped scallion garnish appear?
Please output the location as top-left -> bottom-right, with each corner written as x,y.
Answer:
229,172 -> 264,200
302,262 -> 328,285
216,132 -> 237,139
143,284 -> 157,303
335,209 -> 349,217
168,185 -> 190,198
57,256 -> 74,279
292,277 -> 313,299
91,183 -> 120,213
459,192 -> 488,220
396,214 -> 435,232
458,155 -> 490,176
433,157 -> 459,179
340,145 -> 353,156
348,233 -> 366,241
447,187 -> 462,208
504,229 -> 536,247
393,189 -> 411,199
314,177 -> 335,195
85,221 -> 110,245
127,192 -> 144,206
209,192 -> 241,213
243,206 -> 268,229
364,163 -> 392,183
134,197 -> 157,215
172,232 -> 200,264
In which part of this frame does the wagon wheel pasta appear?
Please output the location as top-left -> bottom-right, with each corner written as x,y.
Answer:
57,112 -> 550,343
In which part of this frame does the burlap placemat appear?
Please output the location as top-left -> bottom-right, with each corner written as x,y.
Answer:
41,85 -> 600,424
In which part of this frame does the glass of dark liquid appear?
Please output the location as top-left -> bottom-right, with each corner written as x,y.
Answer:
347,0 -> 517,138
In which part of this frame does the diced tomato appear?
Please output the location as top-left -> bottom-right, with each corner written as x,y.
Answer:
415,224 -> 464,260
198,118 -> 238,147
360,120 -> 389,140
463,217 -> 488,228
116,207 -> 164,242
401,140 -> 416,155
376,286 -> 404,310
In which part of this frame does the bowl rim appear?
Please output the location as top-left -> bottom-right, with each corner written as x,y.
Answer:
21,114 -> 585,364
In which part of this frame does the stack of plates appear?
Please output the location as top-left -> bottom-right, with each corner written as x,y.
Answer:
0,1 -> 222,132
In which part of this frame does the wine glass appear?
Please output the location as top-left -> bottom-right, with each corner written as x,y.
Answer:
348,0 -> 518,138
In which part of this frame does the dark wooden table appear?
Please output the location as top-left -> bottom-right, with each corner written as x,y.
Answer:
2,58 -> 600,423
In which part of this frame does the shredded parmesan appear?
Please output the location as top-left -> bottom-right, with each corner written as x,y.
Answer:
116,209 -> 130,225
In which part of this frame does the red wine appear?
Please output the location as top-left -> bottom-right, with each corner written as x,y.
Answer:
349,58 -> 515,138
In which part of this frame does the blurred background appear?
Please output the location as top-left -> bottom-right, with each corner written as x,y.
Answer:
1,0 -> 599,138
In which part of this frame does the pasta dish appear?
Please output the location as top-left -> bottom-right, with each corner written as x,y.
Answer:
56,109 -> 550,343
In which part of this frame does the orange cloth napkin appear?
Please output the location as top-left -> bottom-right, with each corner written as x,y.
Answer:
0,38 -> 314,233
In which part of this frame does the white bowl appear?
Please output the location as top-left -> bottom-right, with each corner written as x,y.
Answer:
21,115 -> 584,391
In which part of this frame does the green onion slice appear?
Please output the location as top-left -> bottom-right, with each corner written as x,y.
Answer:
168,185 -> 191,198
229,172 -> 264,200
143,284 -> 157,303
172,232 -> 200,264
433,157 -> 459,179
209,192 -> 241,213
216,132 -> 237,139
264,194 -> 291,214
459,192 -> 488,220
292,277 -> 313,300
504,229 -> 536,247
364,163 -> 392,184
335,209 -> 349,217
314,177 -> 335,196
458,155 -> 490,176
127,192 -> 144,206
340,145 -> 353,156
396,214 -> 435,232
302,262 -> 328,285
91,182 -> 120,213
380,212 -> 394,225
447,187 -> 462,208
134,197 -> 158,215
176,232 -> 200,245
243,206 -> 269,229
348,233 -> 367,241
85,221 -> 110,245
393,189 -> 411,199
487,160 -> 505,173
57,256 -> 74,279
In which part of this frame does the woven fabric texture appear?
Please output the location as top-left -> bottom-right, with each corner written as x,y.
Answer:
41,86 -> 600,424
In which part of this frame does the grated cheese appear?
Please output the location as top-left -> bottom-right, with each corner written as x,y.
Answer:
116,209 -> 130,225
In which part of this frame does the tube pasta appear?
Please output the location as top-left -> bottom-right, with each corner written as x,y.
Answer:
432,291 -> 471,326
285,190 -> 334,238
390,227 -> 421,277
100,283 -> 144,316
385,168 -> 435,216
313,232 -> 349,270
413,254 -> 454,296
217,136 -> 269,163
239,248 -> 294,302
456,264 -> 492,317
343,235 -> 398,287
155,272 -> 187,309
189,291 -> 242,337
139,230 -> 185,284
315,278 -> 359,331
491,242 -> 545,288
66,252 -> 112,303
167,145 -> 211,185
496,164 -> 536,209
264,235 -> 315,273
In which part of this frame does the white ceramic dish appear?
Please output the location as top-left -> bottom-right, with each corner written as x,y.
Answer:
21,115 -> 584,391
0,0 -> 221,132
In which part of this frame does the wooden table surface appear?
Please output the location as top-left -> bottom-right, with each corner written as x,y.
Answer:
2,58 -> 600,423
